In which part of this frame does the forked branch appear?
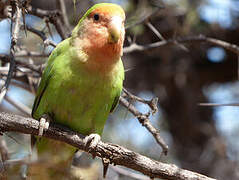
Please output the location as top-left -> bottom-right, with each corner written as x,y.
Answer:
0,112 -> 216,180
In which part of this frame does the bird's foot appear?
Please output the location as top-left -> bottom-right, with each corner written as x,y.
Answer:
38,114 -> 50,136
83,134 -> 111,178
83,133 -> 101,158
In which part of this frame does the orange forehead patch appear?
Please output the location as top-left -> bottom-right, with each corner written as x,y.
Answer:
90,4 -> 125,19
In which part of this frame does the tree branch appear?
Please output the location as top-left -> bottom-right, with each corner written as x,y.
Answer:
26,25 -> 57,47
0,137 -> 9,162
27,6 -> 67,39
57,0 -> 71,35
5,95 -> 31,116
0,54 -> 42,75
0,0 -> 21,103
15,51 -> 49,58
119,96 -> 169,155
0,112 -> 216,180
123,34 -> 239,55
123,88 -> 158,114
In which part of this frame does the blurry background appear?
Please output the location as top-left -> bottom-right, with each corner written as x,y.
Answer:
0,0 -> 239,179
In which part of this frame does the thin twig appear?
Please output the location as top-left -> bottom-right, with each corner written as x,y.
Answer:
123,88 -> 158,114
57,0 -> 71,32
15,51 -> 49,58
0,54 -> 42,75
119,96 -> 169,155
199,103 -> 239,107
26,25 -> 57,47
0,112 -> 216,180
0,0 -> 21,104
123,35 -> 239,55
5,95 -> 31,116
0,138 -> 9,162
27,6 -> 60,18
0,137 -> 9,174
27,6 -> 67,39
145,21 -> 165,41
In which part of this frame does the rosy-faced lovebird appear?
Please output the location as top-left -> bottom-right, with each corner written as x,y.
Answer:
32,3 -> 125,140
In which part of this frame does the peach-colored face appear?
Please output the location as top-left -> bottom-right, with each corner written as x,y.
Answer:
80,4 -> 125,63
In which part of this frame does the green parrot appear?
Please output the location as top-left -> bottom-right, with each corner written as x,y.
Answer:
31,3 -> 125,151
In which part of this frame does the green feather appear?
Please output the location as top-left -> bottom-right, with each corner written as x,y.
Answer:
31,4 -> 125,159
32,38 -> 124,135
32,4 -> 125,136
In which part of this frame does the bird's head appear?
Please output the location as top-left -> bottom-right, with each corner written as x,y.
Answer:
72,3 -> 125,63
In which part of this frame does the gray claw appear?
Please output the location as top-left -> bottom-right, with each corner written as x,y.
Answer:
84,133 -> 101,157
38,115 -> 50,136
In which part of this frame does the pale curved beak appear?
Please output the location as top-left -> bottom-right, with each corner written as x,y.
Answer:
108,16 -> 124,43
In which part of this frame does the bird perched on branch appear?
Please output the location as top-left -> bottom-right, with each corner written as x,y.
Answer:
31,3 -> 125,158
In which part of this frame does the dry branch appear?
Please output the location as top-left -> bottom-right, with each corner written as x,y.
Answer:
0,112 -> 216,180
15,51 -> 49,58
123,88 -> 158,114
0,3 -> 235,179
57,0 -> 71,35
0,54 -> 42,75
26,25 -> 57,47
28,6 -> 67,39
0,137 -> 9,162
119,96 -> 169,155
0,0 -> 21,103
123,35 -> 239,55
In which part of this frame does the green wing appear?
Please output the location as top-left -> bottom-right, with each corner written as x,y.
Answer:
31,39 -> 69,118
110,59 -> 124,113
110,93 -> 121,113
31,64 -> 53,118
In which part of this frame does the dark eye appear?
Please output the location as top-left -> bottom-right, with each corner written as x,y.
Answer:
93,13 -> 100,21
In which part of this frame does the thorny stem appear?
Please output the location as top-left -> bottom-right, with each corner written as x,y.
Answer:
123,88 -> 158,114
124,35 -> 239,54
0,0 -> 21,103
119,96 -> 169,155
0,112 -> 216,180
